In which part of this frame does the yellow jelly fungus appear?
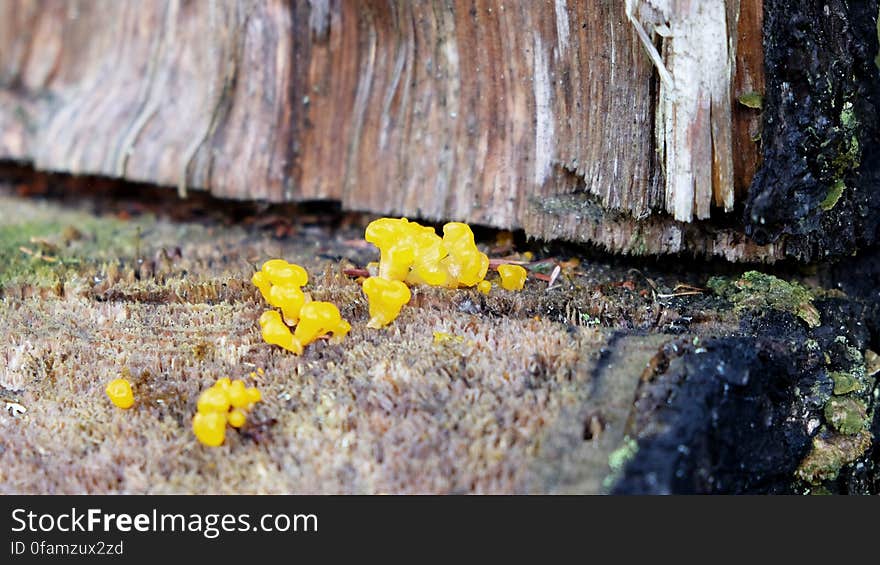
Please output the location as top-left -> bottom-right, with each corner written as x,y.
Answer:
261,259 -> 308,287
364,218 -> 489,289
247,387 -> 262,403
252,259 -> 309,305
441,222 -> 490,287
192,412 -> 227,447
227,379 -> 250,408
294,301 -> 351,348
362,276 -> 412,328
497,264 -> 527,291
268,283 -> 309,324
259,310 -> 303,354
193,378 -> 263,446
228,409 -> 247,428
197,386 -> 231,413
251,271 -> 272,302
477,280 -> 492,295
105,378 -> 134,409
253,260 -> 350,353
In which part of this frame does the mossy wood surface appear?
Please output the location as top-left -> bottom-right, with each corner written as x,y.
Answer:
1,180 -> 878,494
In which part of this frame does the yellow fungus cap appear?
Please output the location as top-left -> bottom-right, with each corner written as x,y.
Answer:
258,310 -> 303,354
497,264 -> 527,291
293,301 -> 349,348
251,271 -> 272,302
364,218 -> 489,291
262,259 -> 308,287
193,378 -> 262,446
442,223 -> 489,287
268,284 -> 308,324
331,319 -> 352,342
360,218 -> 491,328
477,280 -> 492,295
105,378 -> 134,409
197,386 -> 231,413
227,409 -> 247,428
363,276 -> 412,328
253,261 -> 349,354
227,380 -> 250,409
192,412 -> 227,447
247,388 -> 262,403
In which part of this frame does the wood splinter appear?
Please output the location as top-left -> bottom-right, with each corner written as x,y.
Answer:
627,0 -> 736,223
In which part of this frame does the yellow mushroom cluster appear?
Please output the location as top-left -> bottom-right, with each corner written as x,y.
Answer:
252,259 -> 350,354
192,378 -> 262,446
362,218 -> 517,328
365,218 -> 489,288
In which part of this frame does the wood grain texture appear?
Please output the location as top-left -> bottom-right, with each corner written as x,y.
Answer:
0,0 -> 772,259
731,0 -> 764,199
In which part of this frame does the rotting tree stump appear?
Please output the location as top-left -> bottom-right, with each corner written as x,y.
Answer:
1,178 -> 878,494
0,1 -> 878,262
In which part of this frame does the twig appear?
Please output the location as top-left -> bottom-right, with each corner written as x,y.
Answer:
488,258 -> 530,269
656,284 -> 705,299
343,268 -> 370,278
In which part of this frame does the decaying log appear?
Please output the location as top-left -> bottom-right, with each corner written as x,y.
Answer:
2,180 -> 878,494
0,1 -> 877,262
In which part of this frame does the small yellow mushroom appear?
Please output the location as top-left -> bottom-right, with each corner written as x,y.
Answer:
105,378 -> 134,409
227,409 -> 247,428
253,260 -> 349,352
441,222 -> 489,287
247,387 -> 262,403
251,271 -> 273,302
477,280 -> 492,295
192,412 -> 228,447
364,218 -> 489,289
261,259 -> 308,287
227,380 -> 251,409
197,386 -> 231,414
497,264 -> 527,291
363,276 -> 412,328
268,284 -> 309,324
293,301 -> 350,348
258,310 -> 302,354
192,378 -> 263,446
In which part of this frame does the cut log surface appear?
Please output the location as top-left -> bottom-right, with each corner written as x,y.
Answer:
1,178 -> 877,494
0,0 -> 827,262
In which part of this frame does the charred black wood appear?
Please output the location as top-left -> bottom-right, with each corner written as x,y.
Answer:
745,0 -> 880,261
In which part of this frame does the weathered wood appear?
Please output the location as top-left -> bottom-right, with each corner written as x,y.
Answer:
0,1 -> 776,260
731,0 -> 764,199
628,0 -> 735,222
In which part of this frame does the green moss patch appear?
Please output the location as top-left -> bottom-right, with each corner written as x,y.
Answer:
0,204 -> 145,292
824,397 -> 868,435
707,271 -> 820,327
